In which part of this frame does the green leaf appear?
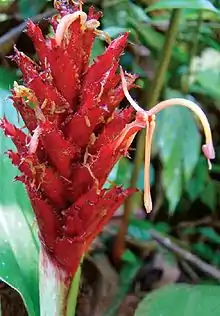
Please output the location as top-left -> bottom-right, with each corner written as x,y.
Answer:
0,0 -> 14,9
129,18 -> 165,51
155,89 -> 201,212
0,72 -> 39,316
130,19 -> 188,63
90,38 -> 105,63
185,157 -> 208,202
115,158 -> 132,188
212,164 -> 220,174
102,0 -> 153,45
103,26 -> 129,38
18,0 -> 46,18
0,68 -> 18,90
197,227 -> 220,245
191,70 -> 220,101
127,219 -> 171,242
103,0 -> 187,63
103,1 -> 149,29
162,144 -> 182,212
136,163 -> 155,191
105,157 -> 132,189
154,222 -> 171,234
103,260 -> 142,316
106,158 -> 154,192
181,226 -> 197,236
183,8 -> 220,20
121,249 -> 138,264
147,0 -> 218,12
128,219 -> 153,241
135,284 -> 220,316
192,242 -> 214,261
200,181 -> 217,211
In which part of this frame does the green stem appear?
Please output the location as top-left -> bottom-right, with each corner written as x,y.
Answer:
147,9 -> 182,108
183,12 -> 202,94
113,9 -> 182,261
65,263 -> 82,316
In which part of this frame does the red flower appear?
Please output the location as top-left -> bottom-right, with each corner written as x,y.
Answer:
0,1 -> 145,276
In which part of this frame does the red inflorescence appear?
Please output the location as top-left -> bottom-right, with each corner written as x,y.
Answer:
1,1 -> 143,276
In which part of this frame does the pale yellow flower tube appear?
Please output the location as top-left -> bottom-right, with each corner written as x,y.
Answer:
148,98 -> 215,169
120,68 -> 215,213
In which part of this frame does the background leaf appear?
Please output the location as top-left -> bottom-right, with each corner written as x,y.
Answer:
185,157 -> 208,202
135,284 -> 220,316
146,0 -> 218,12
200,180 -> 217,211
191,71 -> 220,101
0,68 -> 40,316
103,259 -> 142,316
154,89 -> 201,211
90,38 -> 105,62
18,0 -> 46,18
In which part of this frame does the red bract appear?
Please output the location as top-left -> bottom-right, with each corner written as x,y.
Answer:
1,1 -> 144,276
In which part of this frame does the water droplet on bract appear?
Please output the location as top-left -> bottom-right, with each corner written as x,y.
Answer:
74,204 -> 81,211
87,200 -> 94,206
100,103 -> 109,112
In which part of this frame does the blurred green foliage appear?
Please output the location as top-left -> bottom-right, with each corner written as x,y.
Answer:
0,0 -> 220,315
135,284 -> 220,316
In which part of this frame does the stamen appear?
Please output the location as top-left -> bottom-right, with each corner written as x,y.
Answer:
28,126 -> 41,154
94,30 -> 111,44
14,82 -> 38,106
35,105 -> 46,122
85,19 -> 100,29
144,116 -> 155,213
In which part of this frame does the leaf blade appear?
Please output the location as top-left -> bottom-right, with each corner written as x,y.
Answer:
135,284 -> 220,316
146,0 -> 218,13
0,69 -> 40,316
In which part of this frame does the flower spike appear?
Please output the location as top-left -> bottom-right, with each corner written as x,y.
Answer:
1,1 -> 142,276
120,69 -> 215,213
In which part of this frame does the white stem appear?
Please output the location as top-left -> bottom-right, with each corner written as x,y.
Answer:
120,67 -> 145,113
39,247 -> 69,316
